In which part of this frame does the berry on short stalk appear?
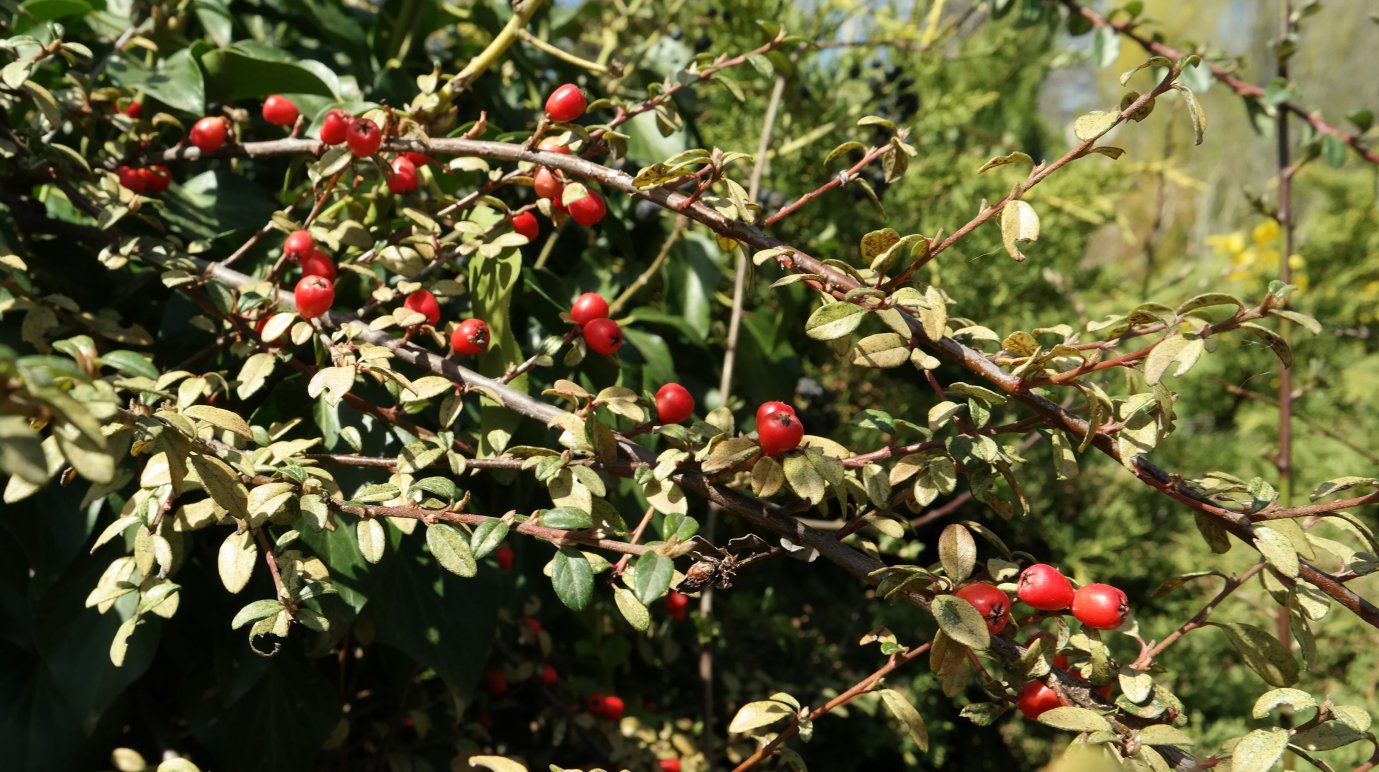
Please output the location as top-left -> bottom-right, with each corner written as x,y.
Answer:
1071,583 -> 1130,630
1017,563 -> 1076,611
300,250 -> 337,281
534,166 -> 564,200
387,155 -> 419,194
346,118 -> 382,157
261,94 -> 299,126
570,292 -> 609,326
294,275 -> 334,320
1017,681 -> 1061,720
319,109 -> 350,145
757,404 -> 803,457
189,117 -> 228,153
511,211 -> 539,241
567,189 -> 607,227
582,317 -> 623,355
403,290 -> 441,326
451,318 -> 490,356
656,383 -> 695,424
284,230 -> 314,260
545,83 -> 587,123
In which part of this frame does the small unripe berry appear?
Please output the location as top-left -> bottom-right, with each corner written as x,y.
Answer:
294,275 -> 334,320
451,318 -> 490,356
319,109 -> 350,145
1072,583 -> 1130,630
346,117 -> 382,157
189,116 -> 228,153
403,290 -> 441,326
656,383 -> 695,424
953,582 -> 1011,634
261,94 -> 299,126
570,292 -> 609,326
582,317 -> 623,355
545,83 -> 587,123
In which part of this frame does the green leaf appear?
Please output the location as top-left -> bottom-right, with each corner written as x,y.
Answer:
427,523 -> 477,577
805,301 -> 868,341
550,548 -> 594,611
632,551 -> 674,606
1254,525 -> 1299,578
357,518 -> 387,563
183,404 -> 254,441
190,453 -> 249,520
851,333 -> 910,368
1000,200 -> 1040,262
199,44 -> 336,102
1216,622 -> 1299,686
783,452 -> 827,505
540,507 -> 593,530
728,699 -> 795,734
877,689 -> 929,752
1037,706 -> 1113,733
1267,308 -> 1323,335
107,49 -> 205,115
930,594 -> 990,650
218,529 -> 257,593
1073,110 -> 1119,141
99,350 -> 159,379
1143,335 -> 1205,384
1232,728 -> 1289,772
612,587 -> 651,632
231,599 -> 283,629
1241,322 -> 1292,367
938,524 -> 976,584
1174,84 -> 1207,145
1251,687 -> 1316,718
469,519 -> 509,559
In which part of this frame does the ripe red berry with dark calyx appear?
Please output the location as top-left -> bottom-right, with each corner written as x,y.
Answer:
511,211 -> 539,241
545,83 -> 587,123
189,116 -> 228,153
387,155 -> 419,194
451,318 -> 490,356
486,671 -> 508,695
1072,583 -> 1130,630
403,290 -> 441,327
756,401 -> 796,424
261,94 -> 299,126
954,582 -> 1011,634
319,108 -> 350,145
300,249 -> 336,281
540,664 -> 558,687
495,545 -> 514,570
284,229 -> 314,260
1018,563 -> 1076,611
570,292 -> 609,326
567,189 -> 607,227
346,117 -> 382,157
138,166 -> 172,194
116,166 -> 146,194
1017,681 -> 1062,720
294,275 -> 334,320
582,317 -> 623,355
758,407 -> 804,457
656,383 -> 695,424
533,166 -> 564,200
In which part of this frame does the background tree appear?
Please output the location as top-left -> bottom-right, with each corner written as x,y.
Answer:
1,1 -> 1377,771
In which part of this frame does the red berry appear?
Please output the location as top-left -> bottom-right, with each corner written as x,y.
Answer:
401,151 -> 433,167
587,693 -> 606,713
346,118 -> 382,157
261,94 -> 299,126
540,664 -> 558,687
511,211 -> 539,241
666,591 -> 689,621
567,189 -> 606,227
522,617 -> 542,634
189,116 -> 228,153
496,545 -> 514,570
451,318 -> 490,356
596,694 -> 624,720
1017,563 -> 1076,611
300,249 -> 337,281
116,166 -> 146,194
1072,583 -> 1130,630
121,100 -> 142,118
139,165 -> 172,194
570,292 -> 609,326
545,83 -> 587,123
284,230 -> 314,259
386,155 -> 419,194
403,290 -> 441,326
320,109 -> 350,145
539,136 -> 573,154
953,582 -> 1011,634
757,407 -> 804,457
1017,681 -> 1062,720
756,401 -> 796,425
486,671 -> 508,695
582,318 -> 623,355
533,166 -> 563,200
658,760 -> 681,772
656,383 -> 695,424
294,275 -> 334,320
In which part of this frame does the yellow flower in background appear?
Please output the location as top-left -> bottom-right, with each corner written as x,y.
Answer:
1251,219 -> 1279,245
1206,220 -> 1307,292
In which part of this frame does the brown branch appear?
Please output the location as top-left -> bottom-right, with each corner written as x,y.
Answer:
763,140 -> 895,227
1130,562 -> 1266,671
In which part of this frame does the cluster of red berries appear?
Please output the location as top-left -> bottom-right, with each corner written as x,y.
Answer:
530,84 -> 607,227
948,564 -> 1131,721
285,230 -> 336,320
115,164 -> 172,195
570,292 -> 623,355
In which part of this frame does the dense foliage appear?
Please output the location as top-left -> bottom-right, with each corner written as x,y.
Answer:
2,1 -> 1377,771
